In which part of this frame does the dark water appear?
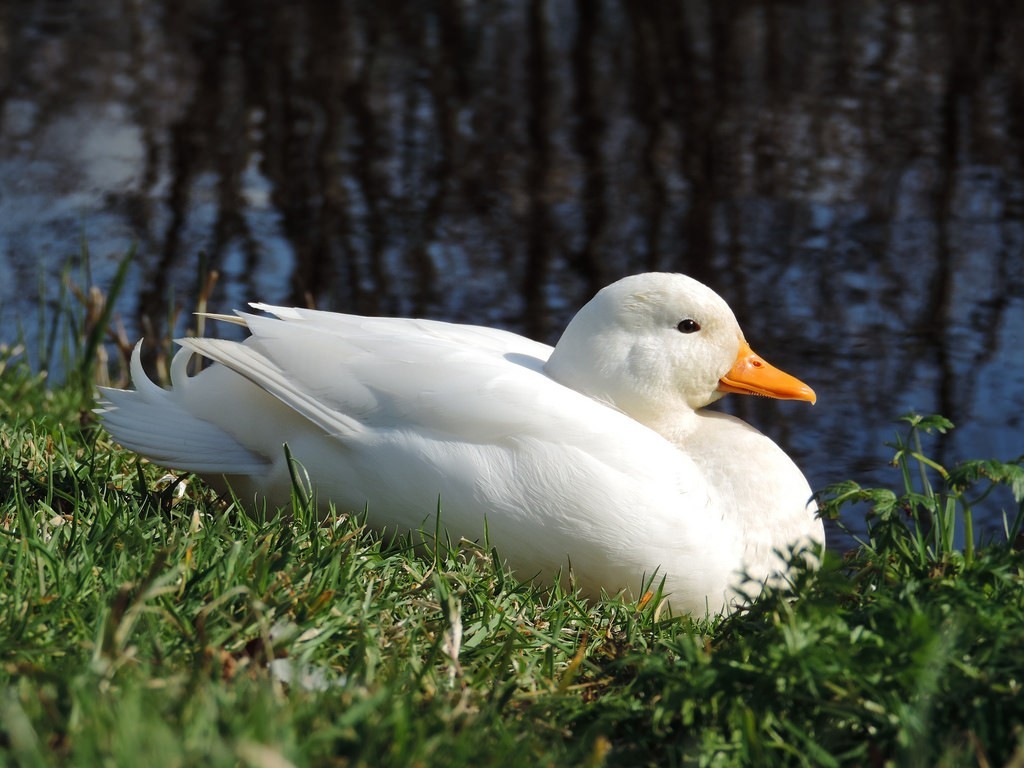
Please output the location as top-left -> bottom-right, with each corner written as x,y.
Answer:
2,1 -> 1022,539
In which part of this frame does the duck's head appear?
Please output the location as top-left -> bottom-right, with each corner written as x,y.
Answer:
545,273 -> 815,425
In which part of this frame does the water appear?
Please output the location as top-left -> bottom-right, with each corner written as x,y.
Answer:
1,0 -> 1022,541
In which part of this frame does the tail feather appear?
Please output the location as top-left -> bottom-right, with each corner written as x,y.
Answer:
97,342 -> 269,475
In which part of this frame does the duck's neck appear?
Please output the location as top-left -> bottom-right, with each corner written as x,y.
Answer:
629,406 -> 705,446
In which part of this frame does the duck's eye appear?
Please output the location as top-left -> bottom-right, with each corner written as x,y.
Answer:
677,319 -> 701,334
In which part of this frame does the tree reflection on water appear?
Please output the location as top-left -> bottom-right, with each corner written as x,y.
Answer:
1,1 -> 1022,535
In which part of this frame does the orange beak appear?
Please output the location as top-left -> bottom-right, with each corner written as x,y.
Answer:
717,340 -> 816,404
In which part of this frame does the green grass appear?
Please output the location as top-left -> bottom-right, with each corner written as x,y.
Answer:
2,291 -> 1024,766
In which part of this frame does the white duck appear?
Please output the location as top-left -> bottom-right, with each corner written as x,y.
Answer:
98,273 -> 822,615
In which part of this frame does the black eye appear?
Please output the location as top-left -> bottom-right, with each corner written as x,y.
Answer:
677,319 -> 701,334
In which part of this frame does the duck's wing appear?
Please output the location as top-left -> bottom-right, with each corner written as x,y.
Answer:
98,305 -> 616,471
178,305 -> 579,444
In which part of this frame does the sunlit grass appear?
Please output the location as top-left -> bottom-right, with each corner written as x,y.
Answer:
2,260 -> 1023,766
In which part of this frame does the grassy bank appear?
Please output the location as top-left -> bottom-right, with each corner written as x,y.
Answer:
2,326 -> 1023,766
